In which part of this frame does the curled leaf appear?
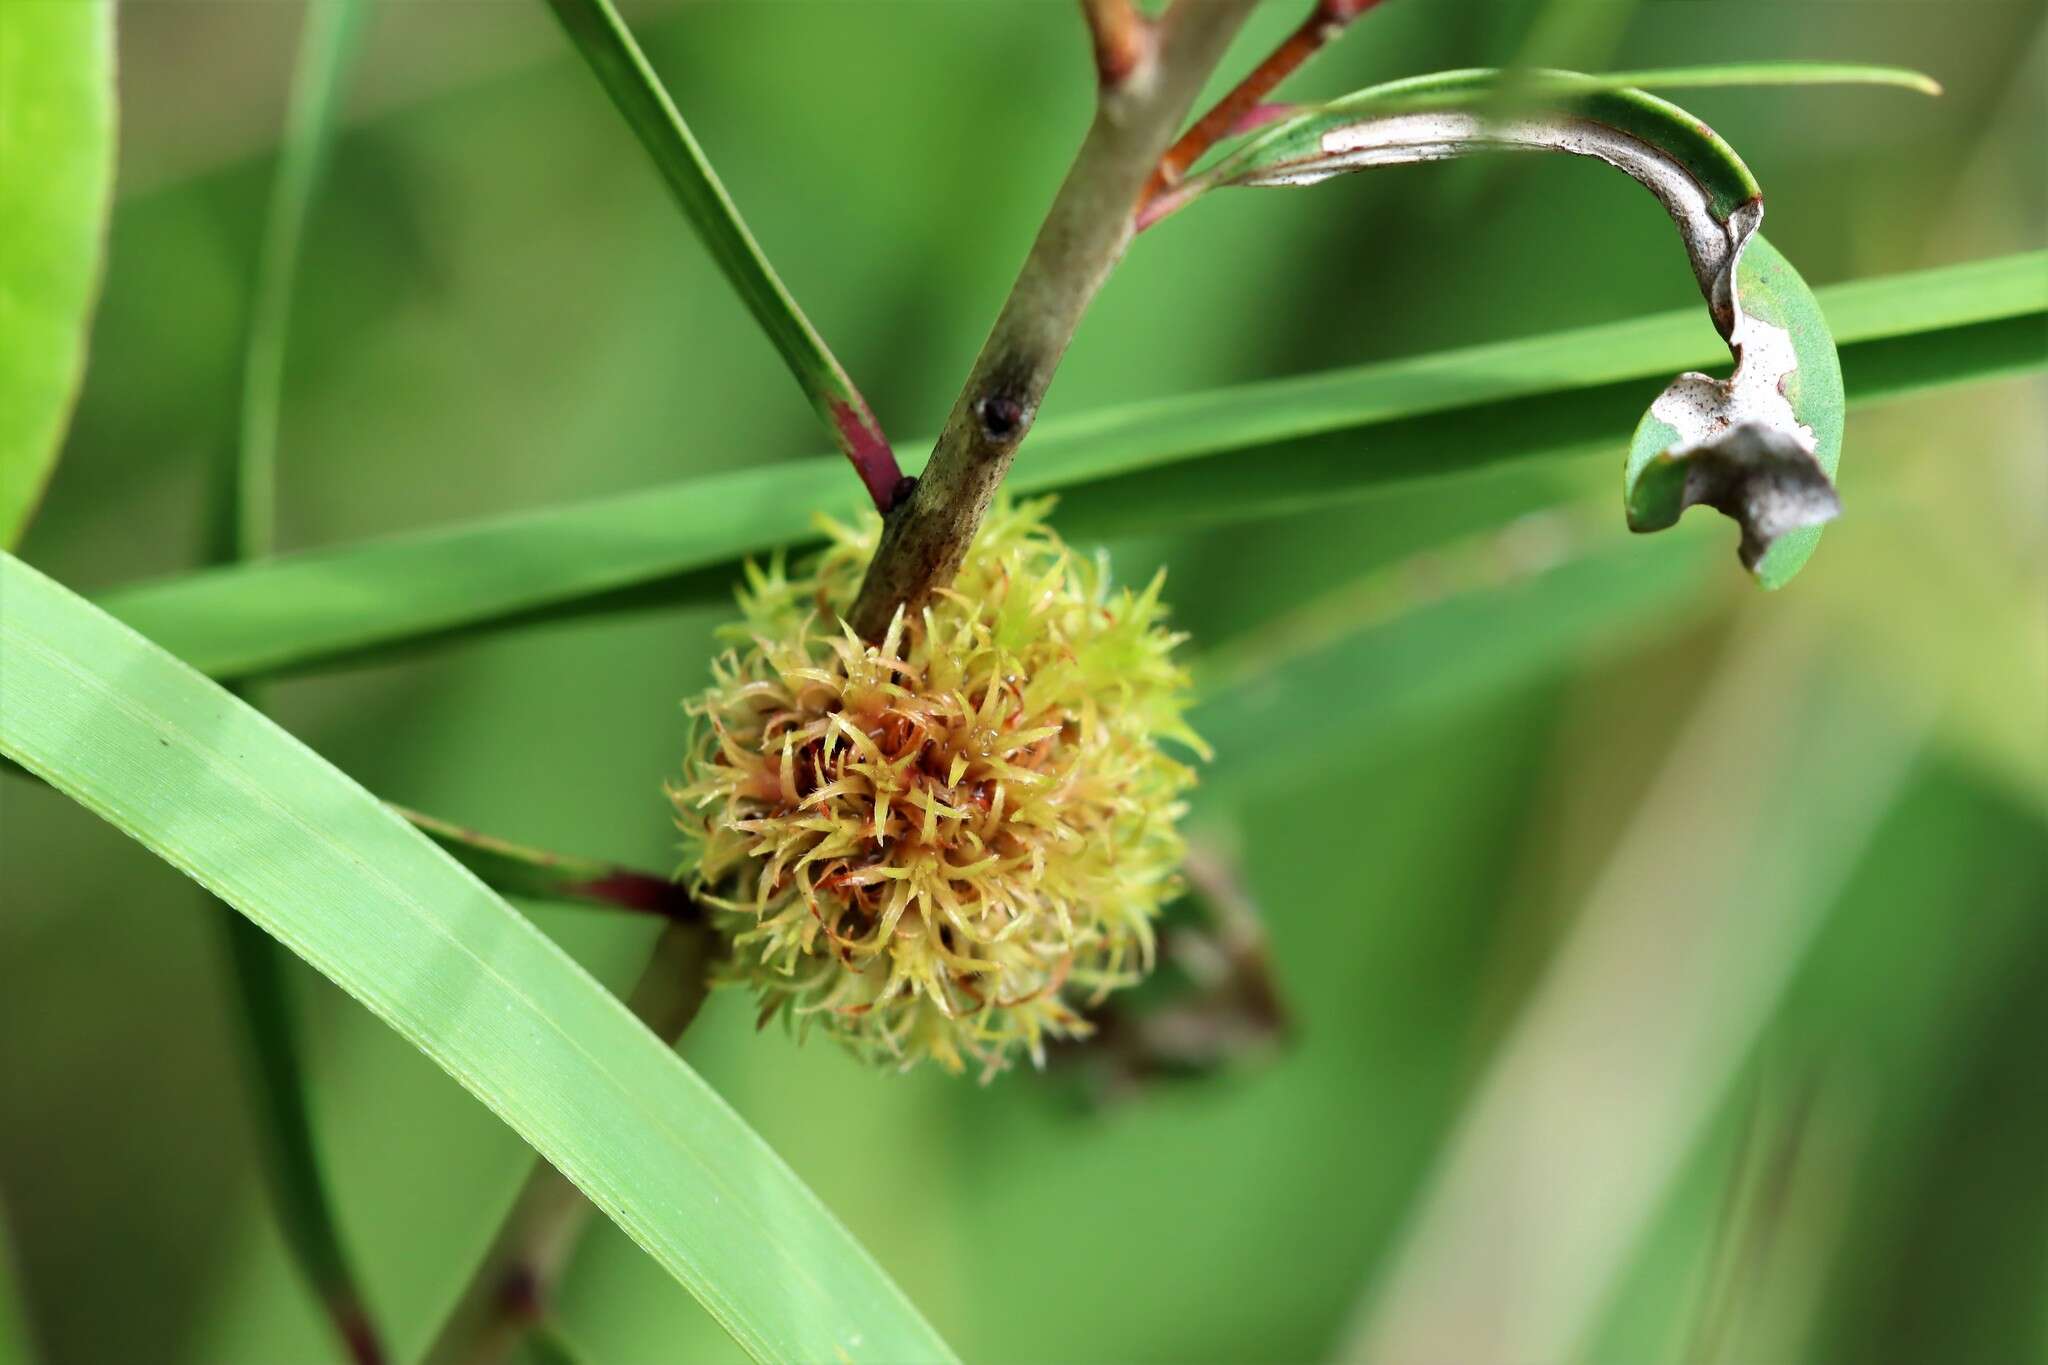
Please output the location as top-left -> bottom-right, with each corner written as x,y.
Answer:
1188,68 -> 1925,586
1627,232 -> 1845,586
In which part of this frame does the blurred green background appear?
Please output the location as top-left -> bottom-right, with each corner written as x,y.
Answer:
3,1 -> 2043,1361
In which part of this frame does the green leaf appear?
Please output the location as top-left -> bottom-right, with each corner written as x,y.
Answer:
0,0 -> 115,548
1344,629 -> 1924,1365
1194,69 -> 1938,586
1584,62 -> 1940,95
215,912 -> 380,1360
236,0 -> 369,565
219,5 -> 382,1356
1191,65 -> 1935,195
523,1322 -> 595,1365
93,252 -> 2047,682
544,0 -> 899,508
1191,509 -> 1717,787
1623,234 -> 1844,588
0,1193 -> 35,1365
0,551 -> 955,1365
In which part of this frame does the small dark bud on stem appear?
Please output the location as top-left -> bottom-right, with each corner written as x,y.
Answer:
498,1264 -> 545,1321
975,395 -> 1028,442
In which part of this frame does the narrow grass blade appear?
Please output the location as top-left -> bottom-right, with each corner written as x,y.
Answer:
93,252 -> 2047,682
420,922 -> 713,1365
1588,63 -> 1940,95
0,552 -> 956,1365
526,1323 -> 595,1365
219,6 -> 383,1359
7,745 -> 683,919
1191,508 -> 1716,785
544,0 -> 900,508
0,1193 -> 36,1365
217,914 -> 382,1364
237,0 -> 369,564
1342,620 -> 1923,1364
0,0 -> 115,547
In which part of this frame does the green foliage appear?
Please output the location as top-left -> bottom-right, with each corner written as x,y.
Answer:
235,0 -> 369,565
0,552 -> 954,1365
1198,64 -> 1934,193
5,5 -> 2044,1363
92,251 -> 2047,681
0,1198 -> 32,1365
1192,67 -> 1937,587
1192,512 -> 1715,786
213,911 -> 374,1356
543,0 -> 894,499
1624,234 -> 1846,588
0,0 -> 113,548
218,4 -> 380,1352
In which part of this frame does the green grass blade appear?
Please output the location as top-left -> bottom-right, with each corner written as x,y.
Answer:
0,552 -> 956,1365
1346,624 -> 1922,1364
0,0 -> 115,548
1191,510 -> 1716,786
544,0 -> 899,508
237,0 -> 369,564
220,5 -> 383,1357
1588,62 -> 1941,95
3,752 -> 689,917
217,914 -> 381,1363
0,1194 -> 35,1365
95,252 -> 2048,681
524,1322 -> 595,1365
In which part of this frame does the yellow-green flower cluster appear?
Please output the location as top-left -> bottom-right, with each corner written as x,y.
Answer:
672,499 -> 1204,1078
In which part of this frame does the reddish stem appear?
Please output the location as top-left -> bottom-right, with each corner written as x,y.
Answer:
560,870 -> 702,923
1080,0 -> 1152,87
1140,0 -> 1387,209
828,398 -> 907,512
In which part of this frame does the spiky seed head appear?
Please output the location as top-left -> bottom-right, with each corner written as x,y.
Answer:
672,499 -> 1205,1078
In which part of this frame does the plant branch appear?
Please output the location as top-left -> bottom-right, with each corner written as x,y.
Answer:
422,921 -> 716,1365
545,0 -> 903,511
1080,0 -> 1152,87
845,0 -> 1263,640
395,806 -> 700,922
1140,0 -> 1388,218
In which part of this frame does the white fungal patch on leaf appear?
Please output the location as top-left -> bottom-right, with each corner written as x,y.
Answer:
1648,204 -> 1808,443
1649,209 -> 1813,464
1246,111 -> 1741,328
1215,73 -> 1851,587
1631,211 -> 1841,576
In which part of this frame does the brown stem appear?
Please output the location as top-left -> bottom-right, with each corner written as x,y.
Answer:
421,922 -> 716,1365
1080,0 -> 1152,86
1141,0 -> 1388,213
845,0 -> 1263,642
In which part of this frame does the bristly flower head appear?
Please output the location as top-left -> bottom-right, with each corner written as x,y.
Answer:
672,498 -> 1205,1078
